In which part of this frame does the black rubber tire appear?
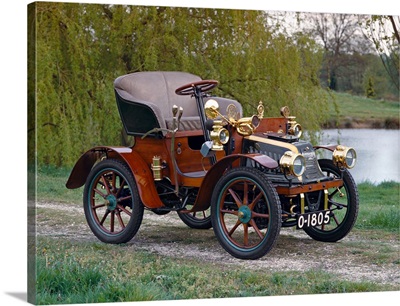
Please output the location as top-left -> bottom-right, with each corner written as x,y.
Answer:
303,159 -> 359,242
211,167 -> 281,259
178,209 -> 212,229
83,159 -> 144,244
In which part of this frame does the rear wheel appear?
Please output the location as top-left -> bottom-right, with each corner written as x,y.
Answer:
303,159 -> 359,242
178,194 -> 212,229
211,167 -> 281,259
83,159 -> 144,244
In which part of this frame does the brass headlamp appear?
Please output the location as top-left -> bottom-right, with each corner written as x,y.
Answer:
287,116 -> 302,138
204,99 -> 230,151
333,145 -> 357,169
280,106 -> 302,138
209,120 -> 229,151
280,151 -> 306,177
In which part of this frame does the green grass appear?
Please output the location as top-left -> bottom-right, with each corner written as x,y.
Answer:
356,181 -> 400,232
326,92 -> 399,128
32,167 -> 399,304
35,237 -> 396,305
34,166 -> 399,233
36,165 -> 83,204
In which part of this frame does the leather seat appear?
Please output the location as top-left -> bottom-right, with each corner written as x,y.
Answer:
114,71 -> 242,134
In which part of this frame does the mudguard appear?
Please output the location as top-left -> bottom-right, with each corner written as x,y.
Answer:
314,144 -> 338,152
66,146 -> 164,209
190,153 -> 278,212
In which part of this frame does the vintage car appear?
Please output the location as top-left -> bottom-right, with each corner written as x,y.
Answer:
66,71 -> 359,260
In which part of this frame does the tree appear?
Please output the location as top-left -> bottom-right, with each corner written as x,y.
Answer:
363,15 -> 400,92
31,3 -> 330,167
301,13 -> 373,91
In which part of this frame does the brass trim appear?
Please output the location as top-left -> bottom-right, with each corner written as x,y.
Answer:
151,156 -> 163,181
246,135 -> 299,153
279,151 -> 306,177
257,101 -> 265,119
209,120 -> 229,151
324,189 -> 329,210
300,193 -> 305,214
332,145 -> 357,169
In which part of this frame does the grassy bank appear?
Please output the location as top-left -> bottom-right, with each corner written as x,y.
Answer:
325,92 -> 399,129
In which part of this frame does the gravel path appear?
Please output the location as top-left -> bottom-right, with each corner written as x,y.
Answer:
35,201 -> 400,286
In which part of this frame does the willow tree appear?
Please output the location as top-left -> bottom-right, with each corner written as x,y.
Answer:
30,2 -> 329,167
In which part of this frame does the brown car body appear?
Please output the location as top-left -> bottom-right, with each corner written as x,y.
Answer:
66,71 -> 359,259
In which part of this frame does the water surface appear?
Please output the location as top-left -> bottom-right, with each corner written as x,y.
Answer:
320,129 -> 399,184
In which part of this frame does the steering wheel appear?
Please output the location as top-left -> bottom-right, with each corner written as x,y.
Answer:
175,80 -> 218,96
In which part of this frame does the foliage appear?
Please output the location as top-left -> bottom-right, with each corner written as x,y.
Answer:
365,76 -> 376,98
30,2 -> 329,167
364,16 -> 400,91
297,12 -> 399,100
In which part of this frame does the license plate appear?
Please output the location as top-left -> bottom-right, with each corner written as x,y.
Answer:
297,211 -> 330,229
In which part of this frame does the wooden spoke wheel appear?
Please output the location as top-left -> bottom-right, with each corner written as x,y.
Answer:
211,168 -> 281,259
303,159 -> 359,242
83,159 -> 143,244
178,195 -> 212,229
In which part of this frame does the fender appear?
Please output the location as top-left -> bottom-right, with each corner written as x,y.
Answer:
189,153 -> 278,212
314,144 -> 338,152
66,146 -> 164,209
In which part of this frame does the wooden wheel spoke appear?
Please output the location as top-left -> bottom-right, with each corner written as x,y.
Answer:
243,181 -> 249,205
192,211 -> 207,219
228,220 -> 242,236
116,179 -> 126,197
116,210 -> 125,229
99,210 -> 110,226
100,175 -> 111,194
251,211 -> 269,219
228,188 -> 243,208
332,213 -> 340,226
93,203 -> 106,209
249,219 -> 265,240
118,195 -> 132,202
110,211 -> 115,232
248,192 -> 263,210
243,224 -> 249,246
94,188 -> 107,198
111,173 -> 117,191
220,209 -> 238,216
117,204 -> 132,216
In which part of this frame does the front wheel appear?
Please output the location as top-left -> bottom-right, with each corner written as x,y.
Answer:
211,167 -> 282,259
83,159 -> 144,244
303,159 -> 359,242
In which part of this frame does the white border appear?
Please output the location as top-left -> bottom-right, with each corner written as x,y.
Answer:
1,1 -> 398,306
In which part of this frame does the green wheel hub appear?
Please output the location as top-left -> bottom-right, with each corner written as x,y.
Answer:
106,194 -> 117,211
238,206 -> 252,224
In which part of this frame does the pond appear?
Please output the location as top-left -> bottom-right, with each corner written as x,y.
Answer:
320,129 -> 400,184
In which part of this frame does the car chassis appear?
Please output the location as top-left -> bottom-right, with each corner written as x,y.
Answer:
66,71 -> 359,259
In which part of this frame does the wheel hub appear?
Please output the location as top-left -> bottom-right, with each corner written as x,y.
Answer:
105,194 -> 117,211
238,206 -> 252,224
